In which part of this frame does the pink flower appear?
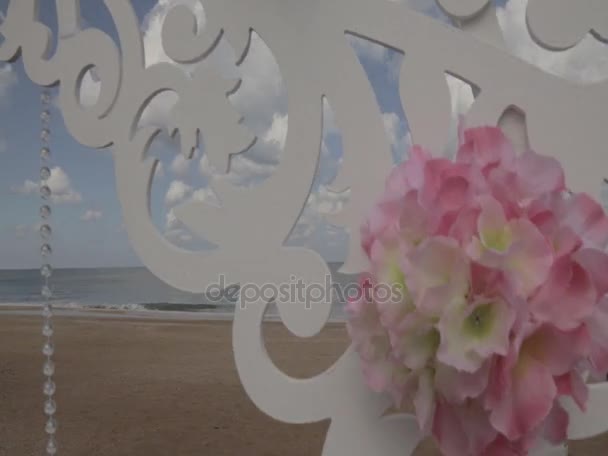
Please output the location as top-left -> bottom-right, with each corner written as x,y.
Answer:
485,323 -> 589,441
385,145 -> 431,196
485,334 -> 558,441
433,399 -> 498,455
348,125 -> 606,454
561,193 -> 608,249
369,243 -> 411,327
413,368 -> 436,434
468,197 -> 553,297
434,360 -> 491,404
390,313 -> 439,371
514,151 -> 565,201
530,256 -> 597,330
437,296 -> 515,372
456,126 -> 515,171
585,296 -> 608,375
404,236 -> 470,318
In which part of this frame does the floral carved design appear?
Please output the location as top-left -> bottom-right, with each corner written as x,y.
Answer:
1,1 -> 608,454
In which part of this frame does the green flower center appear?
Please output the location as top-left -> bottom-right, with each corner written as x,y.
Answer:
482,227 -> 512,252
462,303 -> 496,339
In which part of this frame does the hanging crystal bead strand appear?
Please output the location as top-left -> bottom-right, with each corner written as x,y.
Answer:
39,88 -> 58,455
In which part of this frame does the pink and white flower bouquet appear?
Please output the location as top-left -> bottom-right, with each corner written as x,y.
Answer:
346,125 -> 608,455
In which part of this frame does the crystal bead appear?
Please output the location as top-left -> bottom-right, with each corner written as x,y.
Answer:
40,147 -> 51,160
40,224 -> 52,239
40,166 -> 51,180
40,205 -> 52,219
41,110 -> 51,122
41,129 -> 51,142
41,92 -> 51,104
42,285 -> 52,299
41,244 -> 52,257
43,359 -> 55,377
41,264 -> 52,278
43,379 -> 56,396
42,304 -> 52,318
44,399 -> 57,416
40,185 -> 51,200
46,435 -> 57,455
43,341 -> 54,356
42,321 -> 54,337
45,417 -> 57,435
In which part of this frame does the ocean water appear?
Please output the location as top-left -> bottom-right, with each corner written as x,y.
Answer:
0,263 -> 355,319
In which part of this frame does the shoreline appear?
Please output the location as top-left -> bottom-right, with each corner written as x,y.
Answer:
0,305 -> 347,323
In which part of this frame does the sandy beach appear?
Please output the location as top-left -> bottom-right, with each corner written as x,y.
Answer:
1,314 -> 606,455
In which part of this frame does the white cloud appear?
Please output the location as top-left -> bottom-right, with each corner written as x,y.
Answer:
164,208 -> 193,243
46,167 -> 82,203
198,153 -> 215,179
165,208 -> 179,231
13,166 -> 82,204
169,150 -> 198,175
81,1 -> 288,191
14,180 -> 38,195
446,75 -> 475,117
382,112 -> 401,148
444,74 -> 475,157
263,113 -> 288,149
192,186 -> 220,206
382,111 -> 412,162
81,209 -> 103,221
497,0 -> 608,83
307,185 -> 350,215
287,186 -> 350,260
165,180 -> 192,206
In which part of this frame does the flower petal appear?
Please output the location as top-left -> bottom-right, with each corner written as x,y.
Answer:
405,236 -> 470,317
531,257 -> 597,330
413,368 -> 436,434
437,297 -> 514,372
504,218 -> 553,297
456,126 -> 515,170
515,150 -> 565,199
390,313 -> 439,370
541,402 -> 569,445
555,370 -> 588,412
523,324 -> 590,377
432,400 -> 469,456
477,197 -> 510,252
434,360 -> 490,404
573,248 -> 608,297
457,400 -> 498,454
562,193 -> 608,249
489,351 -> 557,440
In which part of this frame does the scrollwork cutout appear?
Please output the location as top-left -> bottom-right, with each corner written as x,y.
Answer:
526,0 -> 608,50
2,1 -> 608,454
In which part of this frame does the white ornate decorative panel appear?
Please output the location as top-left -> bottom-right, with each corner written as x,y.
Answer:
2,1 -> 608,454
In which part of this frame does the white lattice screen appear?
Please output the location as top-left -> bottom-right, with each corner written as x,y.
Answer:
2,1 -> 608,454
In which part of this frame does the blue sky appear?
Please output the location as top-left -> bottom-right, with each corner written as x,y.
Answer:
1,0 -> 607,269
